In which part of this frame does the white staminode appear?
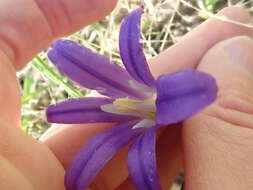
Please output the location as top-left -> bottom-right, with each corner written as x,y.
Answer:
132,119 -> 155,129
101,97 -> 157,123
101,103 -> 142,117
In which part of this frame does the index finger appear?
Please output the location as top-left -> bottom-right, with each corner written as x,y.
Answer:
0,0 -> 118,69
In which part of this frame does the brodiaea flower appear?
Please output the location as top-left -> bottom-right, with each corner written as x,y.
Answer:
47,8 -> 217,190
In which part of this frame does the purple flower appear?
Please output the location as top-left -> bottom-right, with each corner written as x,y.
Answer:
47,8 -> 217,190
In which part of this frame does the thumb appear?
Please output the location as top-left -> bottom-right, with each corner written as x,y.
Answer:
183,36 -> 253,190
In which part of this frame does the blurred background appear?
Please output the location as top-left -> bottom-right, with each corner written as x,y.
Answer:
17,0 -> 253,189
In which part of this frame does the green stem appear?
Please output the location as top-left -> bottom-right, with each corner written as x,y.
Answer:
31,55 -> 83,98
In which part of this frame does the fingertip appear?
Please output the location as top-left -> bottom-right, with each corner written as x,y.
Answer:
89,0 -> 118,17
41,123 -> 114,168
217,6 -> 251,22
199,36 -> 253,74
149,6 -> 252,77
35,0 -> 118,37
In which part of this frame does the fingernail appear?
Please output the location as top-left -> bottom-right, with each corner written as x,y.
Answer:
223,36 -> 253,74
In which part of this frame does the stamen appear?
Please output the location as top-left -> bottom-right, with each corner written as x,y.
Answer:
113,98 -> 156,120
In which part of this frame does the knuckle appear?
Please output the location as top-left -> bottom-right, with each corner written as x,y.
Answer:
217,88 -> 253,114
204,87 -> 253,129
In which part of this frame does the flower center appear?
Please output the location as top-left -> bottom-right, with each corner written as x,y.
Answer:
113,97 -> 156,120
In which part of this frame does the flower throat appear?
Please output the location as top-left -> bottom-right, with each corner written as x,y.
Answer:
113,97 -> 156,120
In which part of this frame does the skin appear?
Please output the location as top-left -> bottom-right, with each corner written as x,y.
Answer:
0,0 -> 253,189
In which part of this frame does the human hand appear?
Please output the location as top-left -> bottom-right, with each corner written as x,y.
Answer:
0,1 -> 252,190
42,5 -> 253,190
0,0 -> 117,189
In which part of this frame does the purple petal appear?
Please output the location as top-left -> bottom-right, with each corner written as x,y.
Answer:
65,120 -> 143,190
48,40 -> 147,99
47,97 -> 137,124
119,8 -> 155,87
156,69 -> 218,125
128,126 -> 162,190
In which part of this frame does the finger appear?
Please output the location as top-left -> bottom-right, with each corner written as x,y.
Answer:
0,0 -> 117,188
40,123 -> 114,168
150,6 -> 252,78
42,123 -> 135,189
0,52 -> 20,126
0,117 -> 65,189
0,155 -> 34,189
183,36 -> 253,190
0,42 -> 65,189
0,0 -> 118,69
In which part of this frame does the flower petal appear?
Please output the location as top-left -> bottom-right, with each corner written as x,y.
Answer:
47,97 -> 137,124
156,69 -> 218,125
65,120 -> 143,190
128,126 -> 162,190
119,8 -> 155,87
48,40 -> 147,99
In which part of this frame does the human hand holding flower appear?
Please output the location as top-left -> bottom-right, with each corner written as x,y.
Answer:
0,1 -> 253,190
